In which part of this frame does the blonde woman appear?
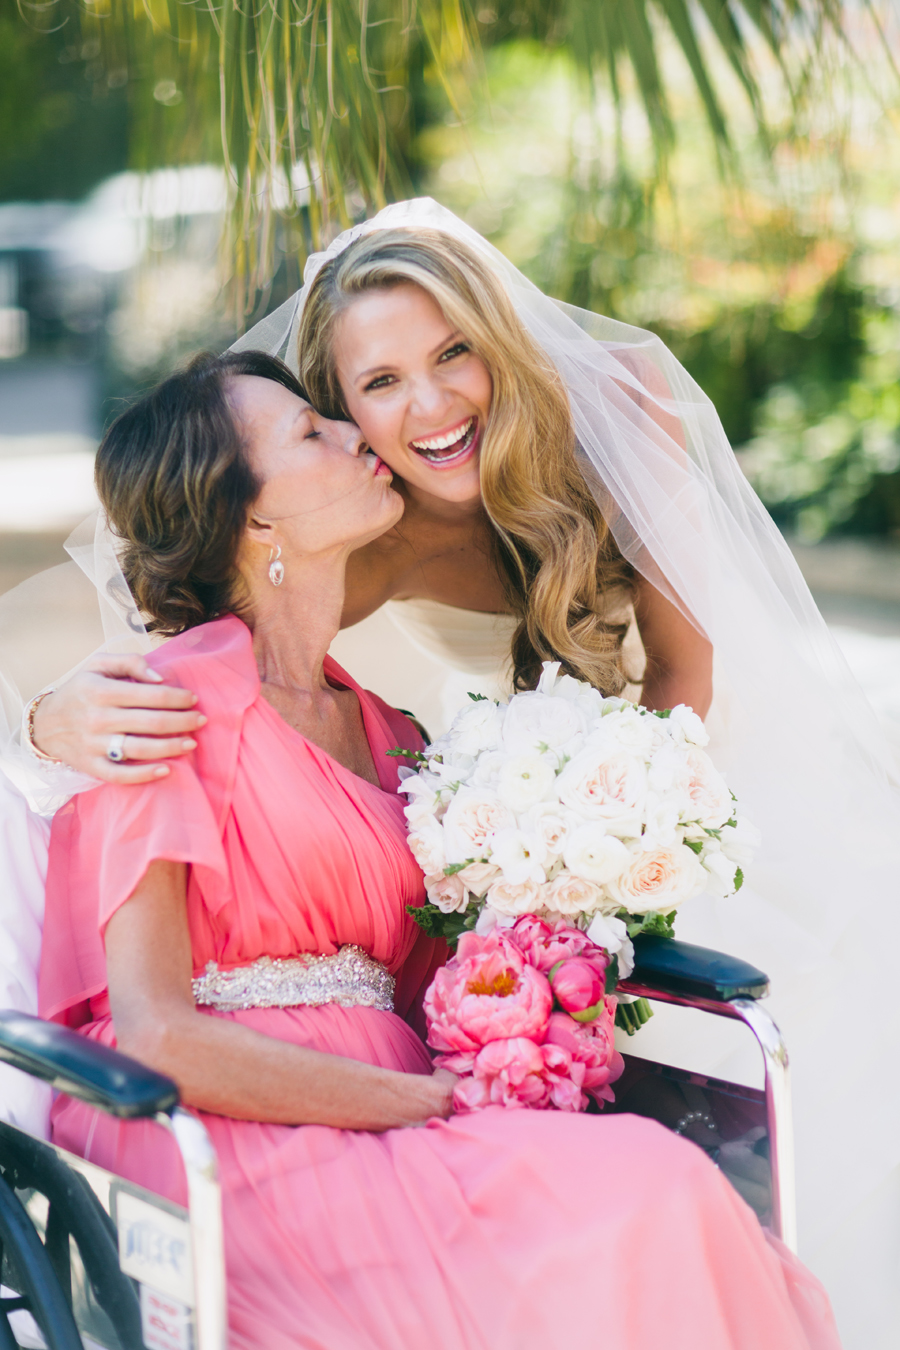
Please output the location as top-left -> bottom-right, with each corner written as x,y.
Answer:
19,200 -> 900,1347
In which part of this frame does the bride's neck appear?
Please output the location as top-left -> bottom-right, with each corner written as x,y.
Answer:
399,478 -> 486,526
243,556 -> 346,694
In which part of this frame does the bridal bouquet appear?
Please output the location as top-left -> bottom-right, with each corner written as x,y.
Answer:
424,915 -> 623,1113
398,662 -> 758,982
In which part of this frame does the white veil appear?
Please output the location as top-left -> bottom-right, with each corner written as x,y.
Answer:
236,198 -> 900,1331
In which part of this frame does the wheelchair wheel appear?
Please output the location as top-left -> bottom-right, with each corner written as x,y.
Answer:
0,1169 -> 82,1350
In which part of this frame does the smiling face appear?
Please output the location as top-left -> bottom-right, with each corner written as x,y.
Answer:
331,283 -> 493,505
227,374 -> 402,566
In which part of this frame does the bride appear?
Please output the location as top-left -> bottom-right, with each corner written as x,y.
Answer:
14,200 -> 900,1346
39,346 -> 840,1350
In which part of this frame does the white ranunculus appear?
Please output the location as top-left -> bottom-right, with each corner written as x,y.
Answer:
444,698 -> 505,756
496,753 -> 557,813
489,827 -> 547,886
441,788 -> 515,865
586,912 -> 635,978
682,748 -> 733,829
474,905 -> 516,934
485,877 -> 542,917
666,704 -> 710,747
546,871 -> 603,917
406,820 -> 446,877
555,748 -> 647,836
563,822 -> 631,884
647,740 -> 690,795
458,859 -> 502,899
719,816 -> 761,868
429,751 -> 477,789
605,844 -> 705,915
501,691 -> 588,757
700,846 -> 739,898
423,871 -> 468,913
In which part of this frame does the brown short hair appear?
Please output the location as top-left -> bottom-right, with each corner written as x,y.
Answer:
95,350 -> 307,635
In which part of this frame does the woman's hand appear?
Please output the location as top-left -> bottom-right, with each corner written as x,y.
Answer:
31,654 -> 206,783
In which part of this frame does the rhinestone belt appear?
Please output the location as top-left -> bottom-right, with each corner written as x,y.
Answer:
191,946 -> 395,1014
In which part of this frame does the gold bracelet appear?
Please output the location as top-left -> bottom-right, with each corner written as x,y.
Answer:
24,688 -> 64,764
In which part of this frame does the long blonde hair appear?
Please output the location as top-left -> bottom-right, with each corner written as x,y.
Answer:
298,227 -> 634,694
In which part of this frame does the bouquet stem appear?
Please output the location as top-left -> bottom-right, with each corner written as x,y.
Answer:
615,998 -> 653,1036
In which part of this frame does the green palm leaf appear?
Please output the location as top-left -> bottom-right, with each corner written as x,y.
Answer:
21,0 -> 865,311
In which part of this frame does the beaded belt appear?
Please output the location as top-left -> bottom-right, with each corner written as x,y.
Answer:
191,946 -> 395,1014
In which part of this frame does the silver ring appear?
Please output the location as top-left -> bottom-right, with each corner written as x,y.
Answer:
106,734 -> 127,763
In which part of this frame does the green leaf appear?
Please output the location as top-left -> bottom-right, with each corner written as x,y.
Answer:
604,952 -> 619,994
467,692 -> 489,701
625,910 -> 677,939
683,838 -> 704,855
406,903 -> 478,948
653,708 -> 672,719
734,867 -> 744,892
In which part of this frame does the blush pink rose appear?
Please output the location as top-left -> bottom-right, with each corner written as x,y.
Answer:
544,1004 -> 624,1105
424,929 -> 553,1056
508,915 -> 592,971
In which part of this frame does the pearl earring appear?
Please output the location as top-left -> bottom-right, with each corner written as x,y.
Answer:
268,545 -> 284,587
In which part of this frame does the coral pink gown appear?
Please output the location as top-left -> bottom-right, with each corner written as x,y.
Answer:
40,615 -> 840,1350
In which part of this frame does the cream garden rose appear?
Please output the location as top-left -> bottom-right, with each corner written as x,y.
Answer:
606,845 -> 705,915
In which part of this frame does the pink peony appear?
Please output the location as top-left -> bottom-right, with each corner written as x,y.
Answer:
507,915 -> 592,972
548,956 -> 607,1020
544,1004 -> 624,1105
453,1037 -> 553,1112
423,929 -> 553,1056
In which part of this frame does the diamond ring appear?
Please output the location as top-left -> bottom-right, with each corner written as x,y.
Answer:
106,734 -> 127,763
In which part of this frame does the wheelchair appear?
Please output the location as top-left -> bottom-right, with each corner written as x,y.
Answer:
0,935 -> 793,1350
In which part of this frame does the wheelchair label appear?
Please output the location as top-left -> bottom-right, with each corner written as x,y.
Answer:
140,1285 -> 193,1350
116,1191 -> 195,1305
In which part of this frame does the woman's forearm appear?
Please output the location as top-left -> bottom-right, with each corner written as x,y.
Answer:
118,1004 -> 452,1130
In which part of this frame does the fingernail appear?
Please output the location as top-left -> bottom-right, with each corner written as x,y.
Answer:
189,693 -> 199,704
147,670 -> 164,682
196,714 -> 207,726
182,738 -> 197,752
154,765 -> 170,777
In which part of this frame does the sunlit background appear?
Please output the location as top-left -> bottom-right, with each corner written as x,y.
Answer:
1,0 -> 899,757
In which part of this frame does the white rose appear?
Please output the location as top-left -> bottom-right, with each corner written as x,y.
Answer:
546,871 -> 603,917
470,750 -> 506,788
647,740 -> 690,794
639,792 -> 682,850
458,859 -> 502,899
700,846 -> 739,898
586,912 -> 635,978
489,827 -> 547,885
445,699 -> 504,756
406,820 -> 446,876
606,844 -> 705,915
485,877 -> 542,916
496,752 -> 557,813
666,704 -> 710,747
683,748 -> 733,829
556,748 -> 647,836
423,871 -> 468,913
586,706 -> 665,758
563,822 -> 631,884
502,691 -> 587,756
441,788 -> 515,865
720,816 -> 761,868
520,802 -> 572,858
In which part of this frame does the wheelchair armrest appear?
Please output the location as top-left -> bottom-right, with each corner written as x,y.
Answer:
623,935 -> 769,1003
0,1010 -> 178,1119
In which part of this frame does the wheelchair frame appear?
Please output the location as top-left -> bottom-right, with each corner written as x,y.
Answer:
0,934 -> 792,1350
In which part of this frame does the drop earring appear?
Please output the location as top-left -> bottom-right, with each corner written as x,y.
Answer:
268,545 -> 284,587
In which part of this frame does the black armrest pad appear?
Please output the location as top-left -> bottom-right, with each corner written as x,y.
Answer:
0,1011 -> 178,1120
625,935 -> 769,1002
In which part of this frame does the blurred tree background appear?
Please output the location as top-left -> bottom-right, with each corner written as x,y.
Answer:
4,0 -> 900,539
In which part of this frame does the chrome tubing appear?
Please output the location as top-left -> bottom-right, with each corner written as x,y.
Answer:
728,998 -> 797,1253
157,1108 -> 228,1350
619,981 -> 797,1253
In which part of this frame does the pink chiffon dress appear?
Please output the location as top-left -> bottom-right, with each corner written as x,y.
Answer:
40,615 -> 840,1350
